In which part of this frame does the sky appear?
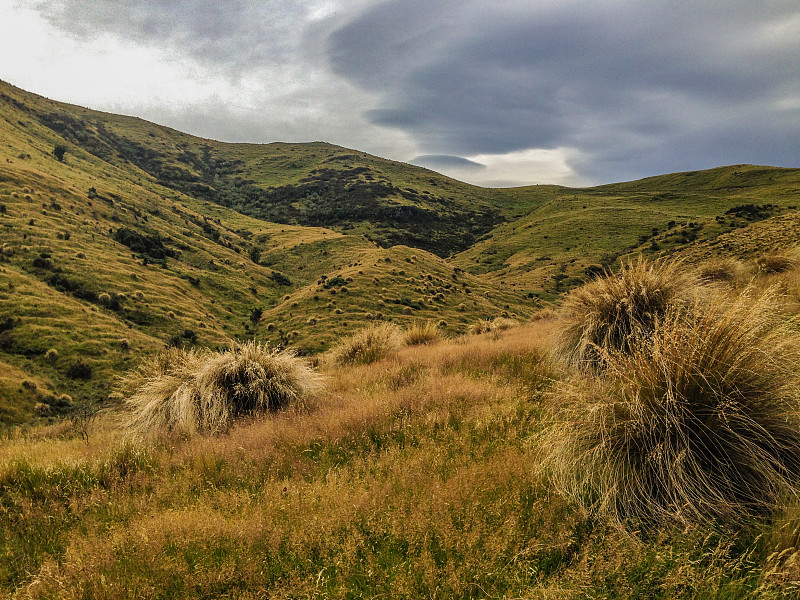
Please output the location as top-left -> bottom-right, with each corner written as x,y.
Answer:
1,0 -> 798,187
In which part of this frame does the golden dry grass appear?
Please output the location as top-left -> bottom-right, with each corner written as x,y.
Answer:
556,257 -> 696,371
124,342 -> 323,437
402,321 -> 443,346
543,287 -> 800,527
327,322 -> 404,365
468,316 -> 520,336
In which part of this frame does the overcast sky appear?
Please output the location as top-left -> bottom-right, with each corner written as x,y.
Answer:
1,1 -> 798,186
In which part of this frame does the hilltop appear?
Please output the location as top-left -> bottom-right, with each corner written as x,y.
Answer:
1,78 -> 799,425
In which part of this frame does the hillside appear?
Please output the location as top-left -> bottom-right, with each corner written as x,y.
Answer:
1,78 -> 799,426
4,79 -> 800,599
0,80 -> 537,424
453,165 -> 800,296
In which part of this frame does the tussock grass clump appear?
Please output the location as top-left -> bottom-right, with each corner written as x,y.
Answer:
403,321 -> 442,346
544,289 -> 800,527
557,257 -> 694,370
469,317 -> 520,336
328,322 -> 403,365
125,342 -> 323,437
697,257 -> 745,284
757,252 -> 798,274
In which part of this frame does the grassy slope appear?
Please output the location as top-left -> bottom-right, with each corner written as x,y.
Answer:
0,81 -> 537,424
458,165 -> 800,298
1,321 -> 796,599
2,77 -> 799,424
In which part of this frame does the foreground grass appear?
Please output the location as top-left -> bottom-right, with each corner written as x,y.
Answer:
1,321 -> 798,598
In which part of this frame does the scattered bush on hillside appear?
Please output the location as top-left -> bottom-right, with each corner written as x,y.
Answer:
757,252 -> 797,274
270,271 -> 292,286
66,361 -> 92,380
249,307 -> 263,325
403,321 -> 442,346
556,257 -> 695,371
52,143 -> 67,162
113,227 -> 174,262
543,288 -> 800,527
328,322 -> 403,366
125,342 -> 323,437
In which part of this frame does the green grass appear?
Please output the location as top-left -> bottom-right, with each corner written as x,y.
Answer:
3,74 -> 800,431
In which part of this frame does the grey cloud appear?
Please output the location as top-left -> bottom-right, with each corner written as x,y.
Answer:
330,0 -> 800,182
32,0 -> 309,73
411,154 -> 486,170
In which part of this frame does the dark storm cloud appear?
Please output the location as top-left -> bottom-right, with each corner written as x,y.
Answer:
411,154 -> 486,171
330,0 -> 800,182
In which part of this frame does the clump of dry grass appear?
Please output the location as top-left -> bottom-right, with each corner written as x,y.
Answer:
402,321 -> 442,346
757,252 -> 798,274
556,257 -> 695,370
543,288 -> 800,527
124,342 -> 323,437
697,257 -> 745,284
468,317 -> 519,336
328,322 -> 403,365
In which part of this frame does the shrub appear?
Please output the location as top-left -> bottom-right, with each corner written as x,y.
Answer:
66,361 -> 93,380
271,271 -> 292,286
45,348 -> 59,362
329,323 -> 403,366
125,343 -> 323,436
543,289 -> 800,527
403,321 -> 441,346
249,307 -> 263,325
53,144 -> 67,162
556,257 -> 695,371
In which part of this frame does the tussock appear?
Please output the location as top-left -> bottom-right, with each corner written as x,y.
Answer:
697,257 -> 745,284
328,322 -> 403,365
468,317 -> 519,335
402,321 -> 442,346
125,342 -> 323,436
543,288 -> 800,527
757,252 -> 798,274
557,257 -> 695,370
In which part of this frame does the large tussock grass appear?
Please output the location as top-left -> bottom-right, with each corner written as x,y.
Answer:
544,288 -> 800,527
557,257 -> 694,370
124,342 -> 323,436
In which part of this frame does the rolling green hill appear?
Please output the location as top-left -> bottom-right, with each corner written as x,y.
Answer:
1,78 -> 799,425
0,80 -> 539,424
453,165 -> 800,296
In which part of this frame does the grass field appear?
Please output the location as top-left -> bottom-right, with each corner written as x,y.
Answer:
4,78 -> 800,597
4,282 -> 800,597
